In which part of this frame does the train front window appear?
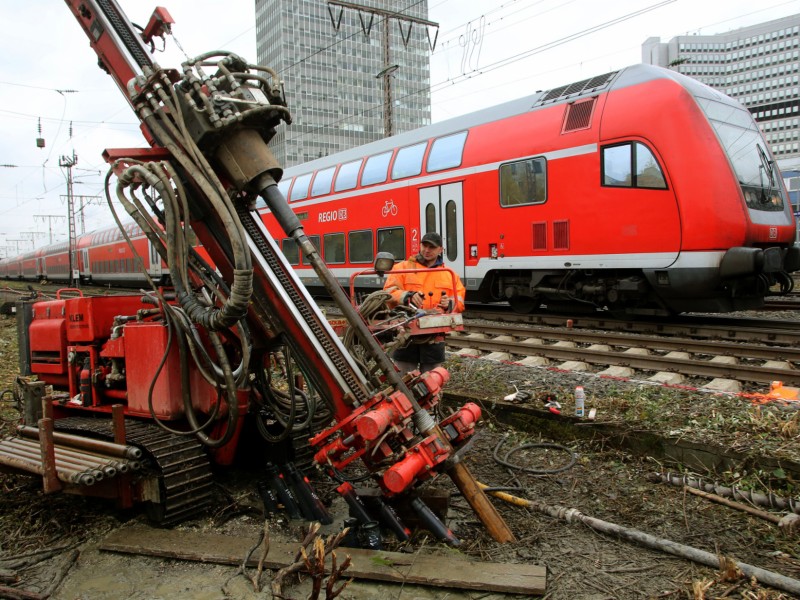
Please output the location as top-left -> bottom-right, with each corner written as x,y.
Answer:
698,96 -> 787,212
499,157 -> 547,206
601,142 -> 666,189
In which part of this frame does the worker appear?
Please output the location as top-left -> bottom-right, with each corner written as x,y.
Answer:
383,231 -> 466,374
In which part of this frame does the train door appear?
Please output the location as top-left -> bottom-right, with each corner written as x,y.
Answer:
37,257 -> 45,279
81,249 -> 89,279
418,182 -> 464,277
148,240 -> 163,278
72,251 -> 81,282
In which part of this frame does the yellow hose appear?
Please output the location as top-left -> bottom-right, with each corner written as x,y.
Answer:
477,481 -> 531,508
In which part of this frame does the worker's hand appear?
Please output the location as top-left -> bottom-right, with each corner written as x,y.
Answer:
404,291 -> 424,308
438,292 -> 452,311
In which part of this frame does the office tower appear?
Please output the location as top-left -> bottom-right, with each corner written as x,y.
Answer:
642,14 -> 799,174
255,0 -> 433,167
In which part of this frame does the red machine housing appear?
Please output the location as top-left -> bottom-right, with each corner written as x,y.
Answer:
28,291 -> 217,420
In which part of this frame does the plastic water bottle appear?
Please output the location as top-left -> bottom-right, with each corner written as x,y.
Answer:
575,386 -> 585,417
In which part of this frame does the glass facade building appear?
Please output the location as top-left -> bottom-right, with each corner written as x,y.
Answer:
642,14 -> 800,174
255,0 -> 432,168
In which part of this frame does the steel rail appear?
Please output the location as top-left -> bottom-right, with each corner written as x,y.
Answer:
464,308 -> 800,345
461,323 -> 800,363
447,333 -> 800,386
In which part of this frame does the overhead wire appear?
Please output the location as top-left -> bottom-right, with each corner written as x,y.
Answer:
283,0 -> 676,144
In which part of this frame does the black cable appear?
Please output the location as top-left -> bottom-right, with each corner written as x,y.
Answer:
492,436 -> 577,476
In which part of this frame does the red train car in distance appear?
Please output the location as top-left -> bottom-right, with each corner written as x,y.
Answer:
0,223 -> 167,287
259,63 -> 799,315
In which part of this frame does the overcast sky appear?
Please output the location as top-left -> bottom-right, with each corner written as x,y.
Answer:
0,0 -> 797,254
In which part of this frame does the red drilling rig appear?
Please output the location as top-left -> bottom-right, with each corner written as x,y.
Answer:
0,0 -> 513,545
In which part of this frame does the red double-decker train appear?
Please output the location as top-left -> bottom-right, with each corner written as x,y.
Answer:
258,63 -> 798,314
0,223 -> 166,286
2,64 -> 797,315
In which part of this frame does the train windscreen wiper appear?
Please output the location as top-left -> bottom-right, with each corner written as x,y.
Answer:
757,143 -> 776,189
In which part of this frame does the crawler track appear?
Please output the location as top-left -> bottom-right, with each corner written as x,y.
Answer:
55,417 -> 214,525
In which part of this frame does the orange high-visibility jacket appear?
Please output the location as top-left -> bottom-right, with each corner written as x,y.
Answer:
383,255 -> 466,312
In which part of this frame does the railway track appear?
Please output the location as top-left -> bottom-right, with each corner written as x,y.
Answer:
464,306 -> 800,345
449,321 -> 800,388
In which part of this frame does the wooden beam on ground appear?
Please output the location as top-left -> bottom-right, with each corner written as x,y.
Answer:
100,524 -> 546,595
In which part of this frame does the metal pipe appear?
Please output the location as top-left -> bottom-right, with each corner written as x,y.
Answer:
0,443 -> 99,477
5,437 -> 120,469
17,426 -> 142,459
0,447 -> 96,485
108,460 -> 130,474
0,441 -> 107,481
25,441 -> 121,476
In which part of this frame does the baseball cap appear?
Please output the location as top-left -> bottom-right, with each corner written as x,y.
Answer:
421,232 -> 442,247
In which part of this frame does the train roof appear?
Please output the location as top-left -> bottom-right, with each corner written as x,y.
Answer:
281,63 -> 696,179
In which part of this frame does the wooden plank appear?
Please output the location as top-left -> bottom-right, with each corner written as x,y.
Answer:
100,524 -> 546,595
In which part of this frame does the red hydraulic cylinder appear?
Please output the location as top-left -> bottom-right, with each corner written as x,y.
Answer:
354,391 -> 414,441
382,435 -> 447,494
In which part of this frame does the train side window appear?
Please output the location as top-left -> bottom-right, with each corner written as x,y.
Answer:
302,235 -> 320,264
445,201 -> 458,262
334,159 -> 362,192
282,238 -> 300,265
348,230 -> 373,263
377,227 -> 405,261
323,233 -> 346,264
361,151 -> 392,186
290,173 -> 312,201
391,142 -> 427,180
424,204 -> 436,233
635,144 -> 667,189
427,131 -> 468,172
499,157 -> 547,206
602,145 -> 632,187
602,142 -> 667,189
311,167 -> 336,197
